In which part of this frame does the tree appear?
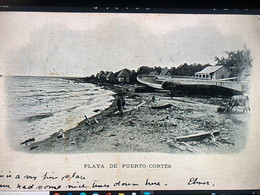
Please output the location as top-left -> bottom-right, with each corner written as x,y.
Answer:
215,48 -> 253,79
170,63 -> 210,76
136,66 -> 154,75
130,69 -> 137,83
154,66 -> 162,74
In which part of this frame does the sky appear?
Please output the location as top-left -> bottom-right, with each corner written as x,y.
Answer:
0,13 -> 259,77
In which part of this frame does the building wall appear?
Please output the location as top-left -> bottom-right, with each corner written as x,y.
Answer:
118,77 -> 130,82
212,67 -> 230,80
117,70 -> 131,82
194,73 -> 210,79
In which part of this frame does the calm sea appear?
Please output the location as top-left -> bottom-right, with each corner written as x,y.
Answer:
3,76 -> 115,149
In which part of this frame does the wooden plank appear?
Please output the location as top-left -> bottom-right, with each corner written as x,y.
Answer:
175,131 -> 220,142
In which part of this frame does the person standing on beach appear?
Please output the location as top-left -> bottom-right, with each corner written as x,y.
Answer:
117,96 -> 125,116
152,95 -> 156,103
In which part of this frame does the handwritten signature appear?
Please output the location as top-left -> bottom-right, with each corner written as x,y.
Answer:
187,177 -> 212,186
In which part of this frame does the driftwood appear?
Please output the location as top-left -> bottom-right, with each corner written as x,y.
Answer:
218,137 -> 235,145
114,101 -> 146,115
175,131 -> 220,142
20,138 -> 35,146
209,132 -> 220,146
29,146 -> 38,150
151,104 -> 173,109
84,115 -> 99,126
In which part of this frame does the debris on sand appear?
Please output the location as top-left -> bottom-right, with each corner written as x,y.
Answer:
167,140 -> 186,151
151,104 -> 173,109
84,115 -> 91,125
167,139 -> 204,154
218,137 -> 235,145
175,131 -> 220,142
217,106 -> 230,113
57,129 -> 64,139
94,125 -> 104,134
93,109 -> 101,113
29,146 -> 38,150
29,87 -> 248,153
179,142 -> 204,154
114,101 -> 146,115
20,138 -> 35,146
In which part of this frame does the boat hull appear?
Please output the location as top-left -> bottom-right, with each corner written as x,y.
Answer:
137,75 -> 244,97
162,83 -> 243,97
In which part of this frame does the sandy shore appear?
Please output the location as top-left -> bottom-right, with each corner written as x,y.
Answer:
26,83 -> 249,154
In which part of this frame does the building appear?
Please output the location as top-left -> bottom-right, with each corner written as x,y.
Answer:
96,71 -> 107,82
96,72 -> 101,79
96,71 -> 104,79
149,70 -> 159,76
117,69 -> 131,83
159,68 -> 171,77
106,72 -> 116,82
194,65 -> 230,80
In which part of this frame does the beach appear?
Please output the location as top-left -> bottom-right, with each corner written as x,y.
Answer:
26,83 -> 249,154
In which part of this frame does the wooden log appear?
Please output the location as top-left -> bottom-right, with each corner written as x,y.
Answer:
151,104 -> 173,109
20,138 -> 35,146
175,130 -> 220,142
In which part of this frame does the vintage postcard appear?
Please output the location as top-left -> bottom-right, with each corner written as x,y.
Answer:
0,12 -> 259,191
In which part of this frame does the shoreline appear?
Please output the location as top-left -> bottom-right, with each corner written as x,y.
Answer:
24,82 -> 249,154
24,82 -> 135,152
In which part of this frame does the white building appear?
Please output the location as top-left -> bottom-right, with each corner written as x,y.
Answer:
194,65 -> 230,80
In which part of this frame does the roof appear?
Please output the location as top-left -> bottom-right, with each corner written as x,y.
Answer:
159,68 -> 170,76
195,65 -> 224,74
117,69 -> 131,77
106,72 -> 115,78
100,72 -> 107,77
97,72 -> 105,77
149,71 -> 158,76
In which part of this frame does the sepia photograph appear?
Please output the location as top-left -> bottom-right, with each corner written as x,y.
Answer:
0,13 -> 256,154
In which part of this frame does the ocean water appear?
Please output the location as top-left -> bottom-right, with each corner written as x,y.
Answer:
3,76 -> 115,149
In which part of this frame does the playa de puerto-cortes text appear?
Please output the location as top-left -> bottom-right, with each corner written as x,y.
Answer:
83,163 -> 171,169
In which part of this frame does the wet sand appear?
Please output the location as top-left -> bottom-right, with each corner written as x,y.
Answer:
26,84 -> 249,154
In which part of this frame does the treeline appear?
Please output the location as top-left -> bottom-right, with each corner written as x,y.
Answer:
132,63 -> 210,76
85,63 -> 211,84
215,48 -> 252,77
86,48 -> 253,83
136,48 -> 253,77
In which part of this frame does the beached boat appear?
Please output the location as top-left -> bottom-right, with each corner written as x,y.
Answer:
137,74 -> 245,96
136,75 -> 169,90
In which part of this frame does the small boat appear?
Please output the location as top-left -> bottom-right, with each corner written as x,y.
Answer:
137,75 -> 169,89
